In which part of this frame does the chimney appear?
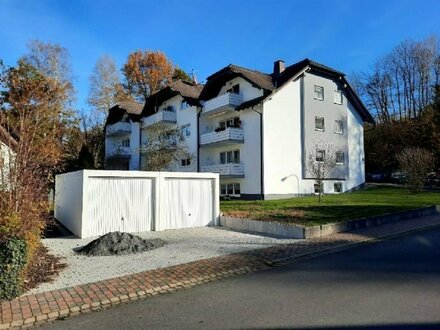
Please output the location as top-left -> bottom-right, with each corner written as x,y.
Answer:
273,60 -> 285,86
191,69 -> 198,85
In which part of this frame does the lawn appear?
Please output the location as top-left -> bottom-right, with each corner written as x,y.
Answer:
220,186 -> 440,227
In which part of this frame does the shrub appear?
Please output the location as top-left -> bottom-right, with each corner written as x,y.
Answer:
397,147 -> 434,193
0,238 -> 27,300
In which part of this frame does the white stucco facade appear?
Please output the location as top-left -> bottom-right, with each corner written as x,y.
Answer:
104,60 -> 371,200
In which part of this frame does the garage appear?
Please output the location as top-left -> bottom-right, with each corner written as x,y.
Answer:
161,178 -> 215,231
55,170 -> 219,238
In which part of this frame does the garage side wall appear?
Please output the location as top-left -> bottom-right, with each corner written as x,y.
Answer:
54,170 -> 84,237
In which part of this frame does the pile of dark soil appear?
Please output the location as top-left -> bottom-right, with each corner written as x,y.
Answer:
75,232 -> 166,257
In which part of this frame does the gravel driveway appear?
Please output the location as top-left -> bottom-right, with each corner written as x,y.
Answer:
28,227 -> 298,295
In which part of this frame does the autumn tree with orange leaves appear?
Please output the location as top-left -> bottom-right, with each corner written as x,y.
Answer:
122,50 -> 174,102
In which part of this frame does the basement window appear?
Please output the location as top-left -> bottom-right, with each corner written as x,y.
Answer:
314,182 -> 323,194
220,183 -> 241,197
334,182 -> 343,193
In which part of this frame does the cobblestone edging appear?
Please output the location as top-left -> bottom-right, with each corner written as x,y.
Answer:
1,213 -> 440,329
220,205 -> 440,239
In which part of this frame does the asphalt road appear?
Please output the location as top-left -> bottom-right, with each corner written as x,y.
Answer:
42,227 -> 440,330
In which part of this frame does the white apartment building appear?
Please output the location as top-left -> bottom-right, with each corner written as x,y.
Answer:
104,58 -> 374,200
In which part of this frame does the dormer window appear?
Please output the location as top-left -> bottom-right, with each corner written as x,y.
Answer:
181,100 -> 189,110
227,84 -> 240,95
163,105 -> 175,112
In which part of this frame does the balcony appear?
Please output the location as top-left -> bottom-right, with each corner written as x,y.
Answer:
202,93 -> 243,116
106,122 -> 131,136
143,110 -> 177,128
200,163 -> 244,178
106,146 -> 131,159
200,128 -> 244,148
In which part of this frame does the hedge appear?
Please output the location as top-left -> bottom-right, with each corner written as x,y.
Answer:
0,238 -> 27,300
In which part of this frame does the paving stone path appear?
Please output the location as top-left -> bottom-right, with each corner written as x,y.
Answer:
1,214 -> 439,329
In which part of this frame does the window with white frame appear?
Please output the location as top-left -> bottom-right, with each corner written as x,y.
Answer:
315,116 -> 325,131
335,151 -> 345,165
181,100 -> 189,110
220,183 -> 241,196
121,139 -> 130,147
220,150 -> 240,164
181,158 -> 191,167
334,182 -> 343,193
314,85 -> 324,100
334,90 -> 343,104
334,120 -> 343,134
314,182 -> 323,194
316,149 -> 325,162
180,124 -> 191,137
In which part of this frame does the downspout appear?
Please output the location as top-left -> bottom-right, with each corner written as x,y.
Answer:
197,106 -> 201,172
251,106 -> 264,200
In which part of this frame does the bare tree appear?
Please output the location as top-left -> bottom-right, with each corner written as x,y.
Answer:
140,125 -> 192,171
355,36 -> 440,123
397,147 -> 434,193
307,143 -> 337,202
88,55 -> 132,121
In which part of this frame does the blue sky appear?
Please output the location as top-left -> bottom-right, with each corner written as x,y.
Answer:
1,0 -> 439,111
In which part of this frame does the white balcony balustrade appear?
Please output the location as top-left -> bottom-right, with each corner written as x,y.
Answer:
106,122 -> 131,136
200,128 -> 244,147
202,93 -> 243,116
143,110 -> 177,128
106,146 -> 131,159
200,163 -> 244,177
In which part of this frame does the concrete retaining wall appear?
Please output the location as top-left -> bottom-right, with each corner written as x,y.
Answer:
220,205 -> 440,239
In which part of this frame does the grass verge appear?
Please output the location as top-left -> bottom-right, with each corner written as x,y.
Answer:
220,186 -> 440,227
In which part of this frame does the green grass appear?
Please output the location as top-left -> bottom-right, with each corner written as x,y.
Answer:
220,186 -> 440,227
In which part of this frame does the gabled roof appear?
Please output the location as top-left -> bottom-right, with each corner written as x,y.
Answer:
199,65 -> 275,101
222,58 -> 373,124
105,101 -> 143,127
142,80 -> 204,117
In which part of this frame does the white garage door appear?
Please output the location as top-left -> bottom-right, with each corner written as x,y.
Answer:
163,178 -> 214,230
85,177 -> 154,237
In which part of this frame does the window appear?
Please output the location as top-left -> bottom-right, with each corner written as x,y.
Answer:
181,100 -> 188,110
334,120 -> 343,134
314,182 -> 323,194
220,183 -> 241,196
227,84 -> 240,94
121,139 -> 130,147
221,184 -> 227,195
220,150 -> 240,164
180,124 -> 191,137
163,105 -> 175,112
316,150 -> 325,162
334,182 -> 343,193
315,116 -> 325,131
314,85 -> 324,100
336,151 -> 345,165
181,158 -> 191,167
334,90 -> 343,104
219,117 -> 241,130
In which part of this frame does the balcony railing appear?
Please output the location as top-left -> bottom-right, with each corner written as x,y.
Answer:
200,163 -> 244,177
143,110 -> 177,128
106,122 -> 131,136
106,146 -> 131,159
202,93 -> 243,116
200,128 -> 244,147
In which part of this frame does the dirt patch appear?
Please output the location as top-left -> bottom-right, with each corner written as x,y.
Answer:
24,245 -> 66,291
224,209 -> 306,224
75,232 -> 166,257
